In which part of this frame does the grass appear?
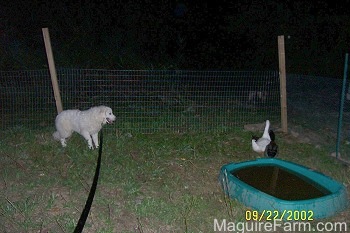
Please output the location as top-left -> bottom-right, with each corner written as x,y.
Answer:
0,125 -> 349,232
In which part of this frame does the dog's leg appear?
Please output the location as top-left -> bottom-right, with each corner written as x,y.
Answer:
81,131 -> 94,149
92,133 -> 99,148
60,138 -> 67,147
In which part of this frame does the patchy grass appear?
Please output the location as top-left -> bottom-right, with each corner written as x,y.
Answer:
0,126 -> 349,232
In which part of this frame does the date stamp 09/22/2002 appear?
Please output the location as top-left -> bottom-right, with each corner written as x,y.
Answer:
244,210 -> 314,221
213,210 -> 348,233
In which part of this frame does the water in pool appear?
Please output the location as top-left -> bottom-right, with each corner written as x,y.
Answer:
232,165 -> 331,200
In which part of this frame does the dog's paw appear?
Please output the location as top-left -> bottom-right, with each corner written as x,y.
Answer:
60,139 -> 67,147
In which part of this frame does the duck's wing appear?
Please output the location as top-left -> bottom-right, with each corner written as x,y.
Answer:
252,139 -> 264,153
257,137 -> 270,146
252,138 -> 270,153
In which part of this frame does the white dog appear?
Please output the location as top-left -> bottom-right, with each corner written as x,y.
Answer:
53,106 -> 116,149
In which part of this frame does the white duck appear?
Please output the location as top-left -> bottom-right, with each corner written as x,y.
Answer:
251,120 -> 271,154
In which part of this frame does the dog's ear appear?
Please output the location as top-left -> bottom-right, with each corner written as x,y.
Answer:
98,107 -> 107,116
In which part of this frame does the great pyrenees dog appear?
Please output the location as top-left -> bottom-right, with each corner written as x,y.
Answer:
53,106 -> 116,149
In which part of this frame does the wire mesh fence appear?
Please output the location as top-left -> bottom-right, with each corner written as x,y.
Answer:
0,69 -> 54,128
286,74 -> 350,163
0,69 -> 281,133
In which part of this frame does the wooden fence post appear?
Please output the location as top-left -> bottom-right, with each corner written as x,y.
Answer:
42,28 -> 63,114
278,35 -> 288,133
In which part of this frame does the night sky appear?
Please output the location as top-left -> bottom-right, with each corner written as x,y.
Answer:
1,1 -> 349,76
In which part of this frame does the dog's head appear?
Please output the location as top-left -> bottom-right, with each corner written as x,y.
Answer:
99,106 -> 116,125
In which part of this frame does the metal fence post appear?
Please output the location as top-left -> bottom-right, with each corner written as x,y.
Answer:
336,53 -> 349,159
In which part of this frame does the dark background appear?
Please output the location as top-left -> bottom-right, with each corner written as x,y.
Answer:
1,1 -> 349,77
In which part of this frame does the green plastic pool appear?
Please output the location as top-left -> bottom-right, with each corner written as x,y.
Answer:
219,158 -> 348,219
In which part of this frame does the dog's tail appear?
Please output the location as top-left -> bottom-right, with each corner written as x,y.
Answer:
53,131 -> 61,141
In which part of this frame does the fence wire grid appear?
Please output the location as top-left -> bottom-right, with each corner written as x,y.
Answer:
0,69 -> 280,133
287,74 -> 350,163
